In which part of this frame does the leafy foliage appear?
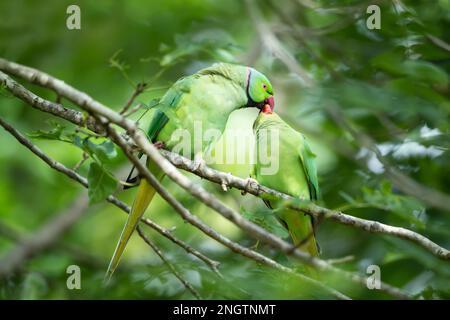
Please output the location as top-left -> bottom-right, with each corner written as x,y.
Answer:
241,206 -> 289,239
87,162 -> 117,204
0,0 -> 449,299
73,136 -> 117,164
27,121 -> 119,203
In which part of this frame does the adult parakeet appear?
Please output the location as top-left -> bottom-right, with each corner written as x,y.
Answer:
252,105 -> 319,257
105,63 -> 274,280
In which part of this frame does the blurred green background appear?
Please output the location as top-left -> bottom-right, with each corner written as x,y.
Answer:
0,0 -> 449,299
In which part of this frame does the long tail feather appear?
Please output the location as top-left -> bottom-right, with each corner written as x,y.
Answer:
104,179 -> 157,283
282,208 -> 319,277
283,208 -> 319,257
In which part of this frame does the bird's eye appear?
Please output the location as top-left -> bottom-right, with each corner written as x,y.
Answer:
262,83 -> 267,90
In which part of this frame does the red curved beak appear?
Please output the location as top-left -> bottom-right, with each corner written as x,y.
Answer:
262,104 -> 272,114
264,96 -> 274,111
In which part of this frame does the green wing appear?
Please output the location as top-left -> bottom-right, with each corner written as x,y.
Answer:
146,63 -> 245,142
298,136 -> 320,201
125,76 -> 192,186
146,76 -> 192,142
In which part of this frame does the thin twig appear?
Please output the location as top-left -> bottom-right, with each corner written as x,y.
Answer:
426,34 -> 450,52
136,226 -> 202,300
327,106 -> 450,213
0,114 -> 346,299
73,152 -> 89,171
159,149 -> 450,260
0,58 -> 417,298
245,0 -> 313,86
102,121 -> 351,300
327,256 -> 355,265
84,97 -> 411,299
0,194 -> 89,277
0,221 -> 105,269
119,82 -> 147,115
0,69 -> 101,133
0,115 -> 220,275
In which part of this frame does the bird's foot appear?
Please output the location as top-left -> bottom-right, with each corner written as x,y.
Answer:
128,141 -> 140,153
241,177 -> 259,195
192,156 -> 207,173
153,141 -> 166,149
249,240 -> 260,250
220,172 -> 233,192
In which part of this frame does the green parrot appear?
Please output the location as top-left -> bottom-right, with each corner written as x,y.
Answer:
105,63 -> 274,281
251,105 -> 319,257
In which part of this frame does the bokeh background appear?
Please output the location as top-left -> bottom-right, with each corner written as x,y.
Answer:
0,0 -> 449,299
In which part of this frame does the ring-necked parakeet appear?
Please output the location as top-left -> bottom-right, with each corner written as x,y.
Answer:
106,63 -> 274,280
252,105 -> 319,257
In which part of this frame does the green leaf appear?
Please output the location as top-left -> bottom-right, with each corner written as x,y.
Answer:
84,139 -> 117,163
372,52 -> 448,86
241,207 -> 289,238
87,162 -> 117,204
362,181 -> 426,228
28,122 -> 68,142
159,29 -> 239,66
71,135 -> 117,163
402,60 -> 449,86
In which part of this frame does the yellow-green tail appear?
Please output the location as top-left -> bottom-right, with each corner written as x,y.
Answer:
281,208 -> 319,277
282,208 -> 318,257
104,178 -> 158,283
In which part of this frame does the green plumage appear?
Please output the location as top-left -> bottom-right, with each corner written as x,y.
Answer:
148,63 -> 249,153
252,112 -> 320,256
106,63 -> 272,281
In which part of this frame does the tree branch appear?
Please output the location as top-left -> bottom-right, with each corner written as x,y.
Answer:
102,121 -> 351,300
0,221 -> 106,269
159,149 -> 450,260
6,65 -> 443,261
0,194 -> 89,277
136,226 -> 201,300
119,82 -> 147,115
0,58 -> 414,299
327,106 -> 450,213
0,115 -> 220,276
0,70 -> 101,133
245,0 -> 313,86
0,111 -> 348,299
241,5 -> 450,213
78,89 -> 411,300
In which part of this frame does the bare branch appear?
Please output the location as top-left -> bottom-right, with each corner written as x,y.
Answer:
160,150 -> 450,260
136,226 -> 201,300
0,221 -> 105,269
102,122 -> 350,300
0,71 -> 101,133
245,0 -> 313,86
426,33 -> 450,52
0,58 -> 413,298
238,6 -> 450,213
327,107 -> 450,213
119,82 -> 147,115
0,115 -> 220,275
0,194 -> 89,277
0,112 -> 347,299
79,93 -> 411,300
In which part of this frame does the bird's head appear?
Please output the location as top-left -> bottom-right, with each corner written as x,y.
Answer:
246,68 -> 274,112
